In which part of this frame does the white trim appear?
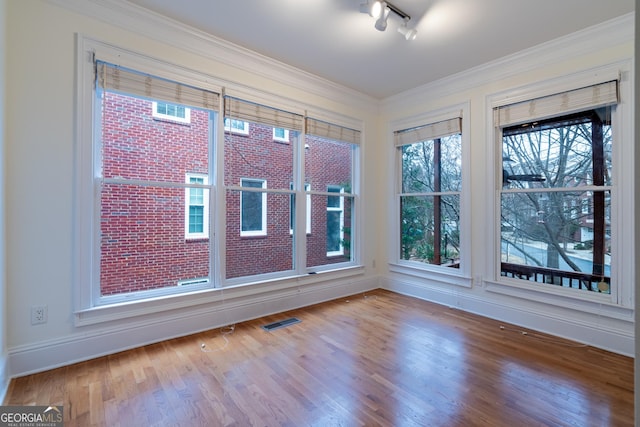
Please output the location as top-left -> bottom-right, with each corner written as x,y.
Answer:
273,127 -> 290,143
382,275 -> 634,356
326,185 -> 344,256
14,273 -> 375,377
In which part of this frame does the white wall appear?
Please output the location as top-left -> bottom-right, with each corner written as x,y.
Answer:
4,0 -> 381,377
0,0 -> 8,404
380,14 -> 635,356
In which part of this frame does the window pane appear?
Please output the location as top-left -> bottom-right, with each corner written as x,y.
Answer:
307,194 -> 353,267
224,120 -> 296,190
306,137 -> 354,194
100,182 -> 210,296
189,206 -> 204,233
225,191 -> 293,279
101,92 -> 209,182
402,134 -> 462,193
500,191 -> 611,293
400,195 -> 460,266
502,110 -> 612,189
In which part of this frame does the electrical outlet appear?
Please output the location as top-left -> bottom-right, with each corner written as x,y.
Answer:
31,305 -> 48,325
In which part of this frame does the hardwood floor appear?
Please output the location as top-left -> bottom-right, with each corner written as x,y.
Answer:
5,290 -> 634,426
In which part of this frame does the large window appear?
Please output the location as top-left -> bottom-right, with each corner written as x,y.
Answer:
495,80 -> 618,294
76,41 -> 362,316
395,117 -> 462,268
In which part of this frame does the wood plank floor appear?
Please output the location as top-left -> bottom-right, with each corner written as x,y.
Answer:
5,290 -> 634,426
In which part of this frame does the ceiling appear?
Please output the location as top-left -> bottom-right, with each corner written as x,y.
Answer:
126,0 -> 635,99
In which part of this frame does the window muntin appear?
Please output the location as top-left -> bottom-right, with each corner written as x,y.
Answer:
152,101 -> 191,123
185,173 -> 209,239
397,127 -> 462,267
499,108 -> 613,293
240,178 -> 267,236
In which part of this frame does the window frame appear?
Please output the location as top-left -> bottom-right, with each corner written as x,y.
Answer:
485,65 -> 633,309
273,127 -> 290,143
185,173 -> 209,240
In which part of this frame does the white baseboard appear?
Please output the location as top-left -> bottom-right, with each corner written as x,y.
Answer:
381,275 -> 634,357
8,275 -> 379,378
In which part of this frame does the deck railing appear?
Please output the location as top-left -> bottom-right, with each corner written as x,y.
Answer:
501,262 -> 610,293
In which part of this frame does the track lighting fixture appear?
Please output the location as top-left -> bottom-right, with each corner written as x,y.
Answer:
359,0 -> 417,40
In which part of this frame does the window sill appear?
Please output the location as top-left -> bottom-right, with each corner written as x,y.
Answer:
388,262 -> 472,288
74,265 -> 365,327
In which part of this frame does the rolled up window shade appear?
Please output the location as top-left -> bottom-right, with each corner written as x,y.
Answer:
305,117 -> 361,145
224,96 -> 303,131
394,117 -> 461,147
96,60 -> 220,111
495,79 -> 618,128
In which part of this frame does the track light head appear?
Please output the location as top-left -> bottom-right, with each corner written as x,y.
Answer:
398,19 -> 418,40
374,3 -> 390,31
370,1 -> 385,18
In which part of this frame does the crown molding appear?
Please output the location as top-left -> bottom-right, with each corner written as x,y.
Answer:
46,0 -> 378,113
381,12 -> 634,111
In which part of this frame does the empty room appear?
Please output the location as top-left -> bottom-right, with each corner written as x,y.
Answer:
0,0 -> 636,425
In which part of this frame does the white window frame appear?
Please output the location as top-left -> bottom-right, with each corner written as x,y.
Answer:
224,117 -> 249,135
273,127 -> 290,142
485,64 -> 633,310
152,101 -> 191,123
240,178 -> 267,236
326,185 -> 344,256
290,183 -> 311,234
388,103 -> 471,287
185,173 -> 209,239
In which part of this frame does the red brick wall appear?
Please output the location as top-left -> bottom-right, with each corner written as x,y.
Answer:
100,92 -> 353,294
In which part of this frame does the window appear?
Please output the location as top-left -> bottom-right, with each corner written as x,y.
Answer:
240,178 -> 267,236
305,117 -> 359,270
495,80 -> 618,295
326,185 -> 344,256
224,117 -> 249,135
90,60 -> 217,304
185,174 -> 209,239
273,127 -> 290,142
152,101 -> 191,123
395,117 -> 462,268
76,39 -> 362,317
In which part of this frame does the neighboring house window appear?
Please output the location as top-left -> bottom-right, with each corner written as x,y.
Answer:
185,174 -> 209,239
152,101 -> 191,123
240,178 -> 267,236
495,79 -> 618,295
395,117 -> 463,268
326,185 -> 344,256
273,127 -> 289,142
224,118 -> 249,135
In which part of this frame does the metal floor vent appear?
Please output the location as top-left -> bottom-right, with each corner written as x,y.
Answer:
262,317 -> 301,332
